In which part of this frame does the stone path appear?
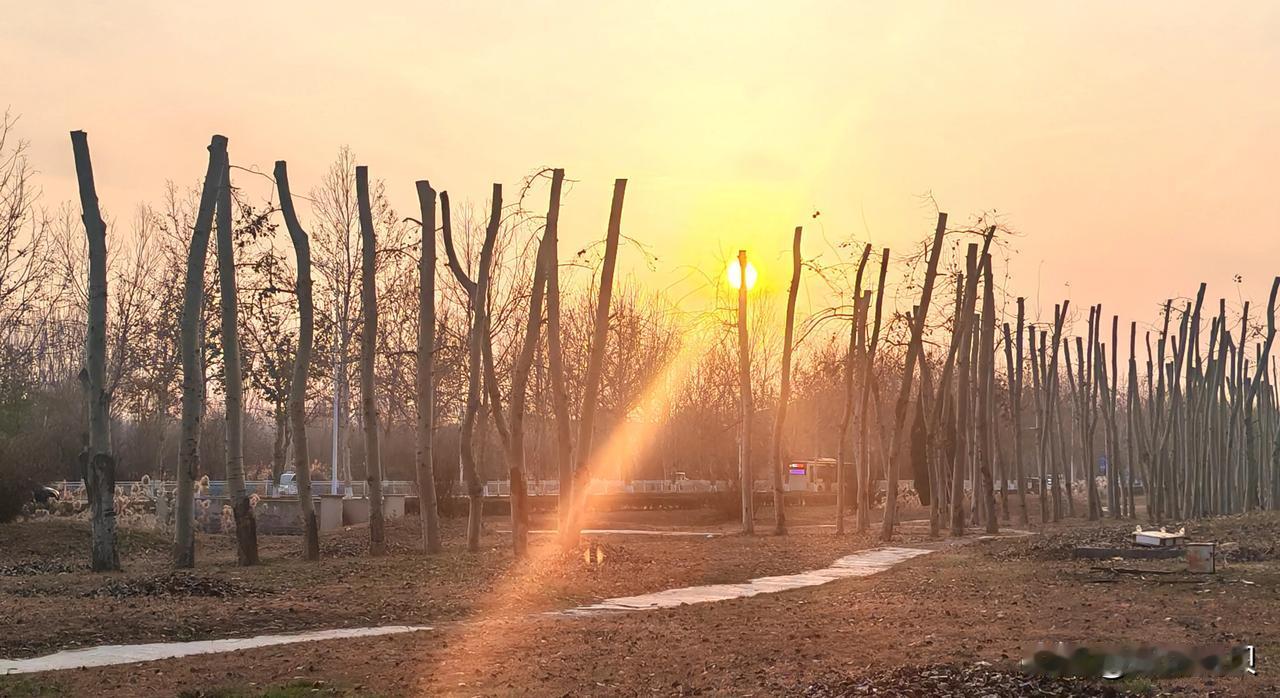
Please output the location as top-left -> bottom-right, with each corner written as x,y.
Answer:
0,626 -> 431,675
506,528 -> 722,538
554,546 -> 933,616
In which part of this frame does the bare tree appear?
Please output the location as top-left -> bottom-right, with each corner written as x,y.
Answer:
275,160 -> 319,561
1001,297 -> 1028,525
543,170 -> 573,534
858,248 -> 890,532
564,179 -> 627,549
505,213 -> 554,556
735,249 -> 755,534
977,252 -> 999,534
214,152 -> 258,565
70,130 -> 119,572
175,136 -> 226,568
441,187 -> 502,552
882,213 -> 948,540
769,227 -> 803,535
356,165 -> 386,554
836,244 -> 872,534
414,180 -> 442,554
310,147 -> 361,493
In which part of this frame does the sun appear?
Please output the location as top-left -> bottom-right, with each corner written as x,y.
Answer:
726,259 -> 758,290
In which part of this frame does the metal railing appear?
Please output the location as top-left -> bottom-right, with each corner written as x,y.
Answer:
50,479 -> 419,500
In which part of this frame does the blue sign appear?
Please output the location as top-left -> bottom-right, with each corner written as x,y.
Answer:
1098,455 -> 1109,475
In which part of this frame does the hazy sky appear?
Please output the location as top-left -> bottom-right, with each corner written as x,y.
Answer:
4,1 -> 1279,330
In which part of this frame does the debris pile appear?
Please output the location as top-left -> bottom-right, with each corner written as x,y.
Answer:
83,572 -> 263,599
0,560 -> 86,577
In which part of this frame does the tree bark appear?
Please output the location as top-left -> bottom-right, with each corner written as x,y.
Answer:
355,166 -> 385,555
215,153 -> 258,565
70,130 -> 120,572
275,160 -> 319,561
414,180 -> 442,554
175,136 -> 226,568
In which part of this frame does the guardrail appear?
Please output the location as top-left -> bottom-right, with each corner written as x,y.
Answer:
55,476 -> 917,501
50,480 -> 420,500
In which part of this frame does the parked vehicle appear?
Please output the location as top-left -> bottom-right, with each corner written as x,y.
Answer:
32,485 -> 60,505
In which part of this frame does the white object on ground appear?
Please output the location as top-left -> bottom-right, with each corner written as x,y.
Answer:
0,625 -> 431,675
554,546 -> 933,616
1133,527 -> 1186,547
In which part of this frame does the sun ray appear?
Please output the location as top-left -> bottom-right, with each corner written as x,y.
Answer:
416,336 -> 706,684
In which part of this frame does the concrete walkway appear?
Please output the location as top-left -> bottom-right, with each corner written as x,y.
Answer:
504,528 -> 722,538
555,546 -> 932,616
0,626 -> 431,675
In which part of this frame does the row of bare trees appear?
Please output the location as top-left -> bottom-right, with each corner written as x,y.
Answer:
9,115 -> 1280,564
819,212 -> 1280,541
63,127 -> 645,565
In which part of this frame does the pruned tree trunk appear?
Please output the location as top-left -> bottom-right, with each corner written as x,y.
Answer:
883,213 -> 949,540
769,227 -> 803,535
414,180 -> 442,555
564,179 -> 627,550
441,188 -> 502,552
501,190 -> 558,555
506,202 -> 556,556
70,130 -> 120,572
926,273 -> 967,535
978,253 -> 999,534
837,245 -> 872,534
355,165 -> 385,555
1001,296 -> 1028,525
176,135 -> 226,568
949,247 -> 978,536
215,152 -> 258,566
944,230 -> 995,536
275,160 -> 319,561
736,249 -> 755,534
271,407 -> 289,495
543,170 -> 574,535
859,249 -> 890,532
1047,304 -> 1069,521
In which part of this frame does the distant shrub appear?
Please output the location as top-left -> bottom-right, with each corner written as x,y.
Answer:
0,458 -> 35,523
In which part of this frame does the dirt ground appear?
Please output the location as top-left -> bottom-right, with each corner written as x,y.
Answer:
0,503 -> 907,659
2,503 -> 1278,697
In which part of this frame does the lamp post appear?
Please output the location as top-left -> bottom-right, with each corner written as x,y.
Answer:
730,250 -> 756,534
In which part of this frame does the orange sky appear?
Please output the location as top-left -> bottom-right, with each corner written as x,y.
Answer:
4,1 -> 1279,332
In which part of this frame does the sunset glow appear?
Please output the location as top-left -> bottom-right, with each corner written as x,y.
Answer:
5,3 -> 1280,695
